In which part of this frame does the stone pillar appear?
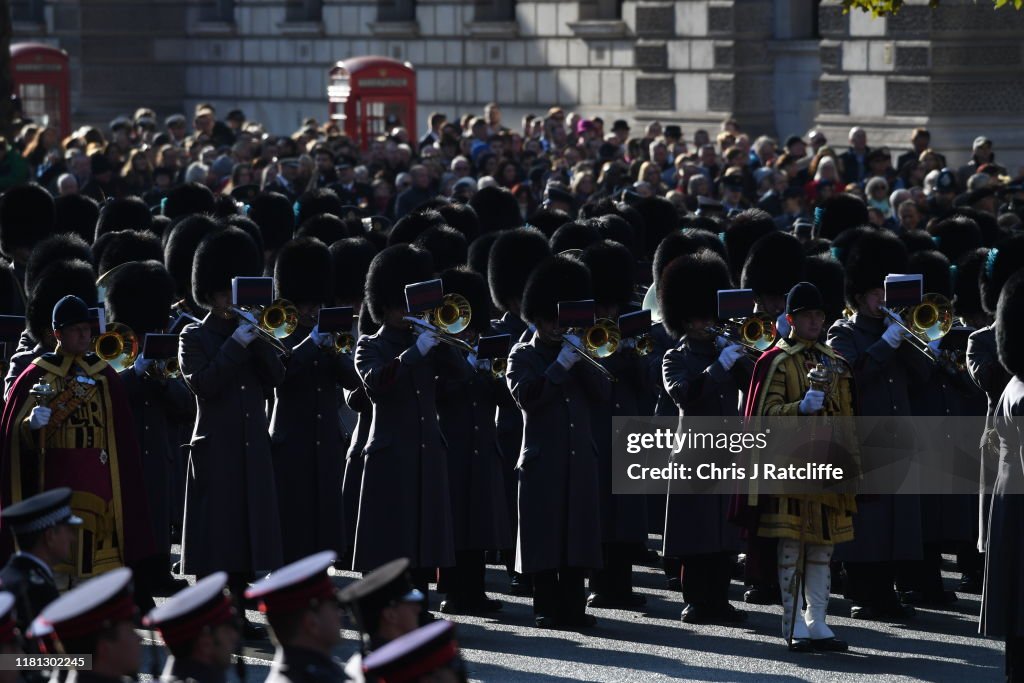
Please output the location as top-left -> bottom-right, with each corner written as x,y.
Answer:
815,0 -> 1024,171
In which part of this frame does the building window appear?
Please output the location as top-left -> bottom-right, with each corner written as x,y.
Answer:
474,0 -> 515,22
286,0 -> 322,22
378,0 -> 416,22
199,0 -> 234,22
579,0 -> 623,20
10,0 -> 45,23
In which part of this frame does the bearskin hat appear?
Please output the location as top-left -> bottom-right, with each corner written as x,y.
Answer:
954,207 -> 1005,247
550,221 -> 601,254
273,237 -> 333,306
488,228 -> 552,312
927,215 -> 983,264
95,196 -> 153,240
659,249 -> 733,340
633,196 -> 679,261
829,225 -> 877,266
357,300 -> 379,336
803,254 -> 846,326
436,202 -> 480,243
388,210 -> 446,246
164,214 -> 219,301
293,213 -> 348,247
105,260 -> 175,334
900,228 -> 937,255
980,232 -> 1024,315
27,259 -> 97,348
740,231 -> 806,298
0,183 -> 55,259
221,215 -> 265,254
468,186 -> 523,233
296,188 -> 343,227
364,245 -> 435,325
414,226 -> 468,273
94,229 -> 163,276
802,237 -> 832,258
192,227 -> 263,308
25,233 -> 93,297
653,229 -> 728,285
247,192 -> 295,252
150,215 -> 172,241
591,214 -> 636,255
163,182 -> 215,220
815,193 -> 869,241
467,232 -> 500,282
843,228 -> 908,307
906,249 -> 952,299
527,207 -> 572,239
581,239 -> 635,309
723,209 -> 776,280
53,193 -> 100,246
952,247 -> 988,322
330,237 -> 378,306
440,266 -> 491,333
520,254 -> 592,326
996,270 -> 1024,378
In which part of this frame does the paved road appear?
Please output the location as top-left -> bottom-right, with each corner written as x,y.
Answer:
156,546 -> 1003,682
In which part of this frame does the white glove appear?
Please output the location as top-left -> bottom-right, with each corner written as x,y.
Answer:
557,343 -> 580,370
28,406 -> 51,430
799,389 -> 825,415
775,313 -> 791,339
133,356 -> 155,377
717,340 -> 744,371
309,325 -> 330,348
231,323 -> 259,348
415,330 -> 439,355
466,352 -> 479,369
882,320 -> 905,348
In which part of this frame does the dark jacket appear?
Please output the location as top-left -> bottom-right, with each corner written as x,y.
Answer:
979,375 -> 1024,639
178,313 -> 285,575
270,326 -> 360,563
827,313 -> 928,562
351,324 -> 470,571
0,553 -> 58,635
661,336 -> 751,556
507,333 -> 607,572
491,312 -> 528,540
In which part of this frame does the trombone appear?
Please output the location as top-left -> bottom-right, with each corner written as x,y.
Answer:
403,293 -> 476,354
562,318 -> 619,382
881,293 -> 953,363
92,322 -> 140,372
230,299 -> 297,356
707,313 -> 777,360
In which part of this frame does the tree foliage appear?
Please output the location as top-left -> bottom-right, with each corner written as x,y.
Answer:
842,0 -> 1022,16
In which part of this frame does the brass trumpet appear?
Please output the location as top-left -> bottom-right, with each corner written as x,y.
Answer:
92,322 -> 140,372
404,293 -> 476,354
230,299 -> 297,356
563,318 -> 620,382
330,332 -> 355,355
147,357 -> 181,380
707,313 -> 777,359
881,292 -> 953,363
490,357 -> 508,380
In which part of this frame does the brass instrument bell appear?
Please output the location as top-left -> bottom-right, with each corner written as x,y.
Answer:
92,322 -> 140,372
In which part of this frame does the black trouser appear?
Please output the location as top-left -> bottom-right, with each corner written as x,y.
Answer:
896,542 -> 945,595
1008,636 -> 1024,683
744,537 -> 780,590
589,542 -> 634,597
844,561 -> 900,607
533,567 -> 586,621
681,552 -> 734,609
664,555 -> 683,586
440,550 -> 487,603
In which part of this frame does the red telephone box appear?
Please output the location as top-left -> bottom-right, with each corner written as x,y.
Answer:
10,43 -> 72,139
328,56 -> 416,151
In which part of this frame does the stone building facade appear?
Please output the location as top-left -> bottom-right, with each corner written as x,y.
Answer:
11,0 -> 1024,167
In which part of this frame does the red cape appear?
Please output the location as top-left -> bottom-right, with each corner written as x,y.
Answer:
0,358 -> 157,567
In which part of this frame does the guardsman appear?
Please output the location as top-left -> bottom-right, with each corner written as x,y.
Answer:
826,228 -> 926,621
507,254 -> 606,629
178,226 -> 284,638
660,249 -> 750,625
245,551 -> 345,683
29,568 -> 142,683
0,295 -> 156,581
271,237 -> 358,563
0,488 -> 79,635
743,282 -> 856,651
361,620 -> 468,683
337,558 -> 424,680
144,573 -> 241,683
979,270 -> 1024,683
487,228 -> 551,595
